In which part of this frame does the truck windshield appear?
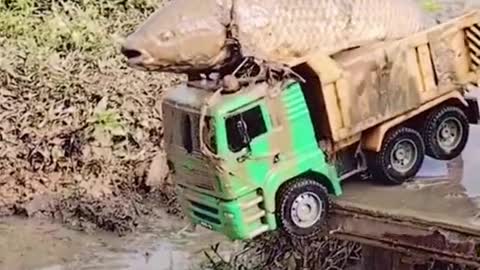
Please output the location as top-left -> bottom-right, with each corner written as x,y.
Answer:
202,116 -> 217,154
225,105 -> 267,153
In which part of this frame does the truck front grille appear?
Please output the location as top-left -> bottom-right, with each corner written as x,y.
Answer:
188,199 -> 222,225
190,199 -> 221,225
190,200 -> 219,215
182,189 -> 270,238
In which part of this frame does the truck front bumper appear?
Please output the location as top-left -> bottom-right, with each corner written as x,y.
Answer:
175,185 -> 275,240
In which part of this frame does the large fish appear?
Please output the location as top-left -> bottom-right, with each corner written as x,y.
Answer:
121,0 -> 436,74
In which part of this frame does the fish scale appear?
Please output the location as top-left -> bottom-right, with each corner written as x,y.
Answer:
123,0 -> 436,73
233,0 -> 436,64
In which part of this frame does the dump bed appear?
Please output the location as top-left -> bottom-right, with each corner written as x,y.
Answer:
300,10 -> 480,145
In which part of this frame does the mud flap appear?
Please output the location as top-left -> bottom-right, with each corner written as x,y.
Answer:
466,96 -> 480,124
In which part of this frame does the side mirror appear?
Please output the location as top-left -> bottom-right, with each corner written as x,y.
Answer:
236,119 -> 251,146
235,119 -> 252,163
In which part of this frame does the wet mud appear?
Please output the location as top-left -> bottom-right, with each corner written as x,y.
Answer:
0,0 -> 186,234
0,208 -> 235,270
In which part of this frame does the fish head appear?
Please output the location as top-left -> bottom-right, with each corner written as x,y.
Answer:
121,0 -> 234,73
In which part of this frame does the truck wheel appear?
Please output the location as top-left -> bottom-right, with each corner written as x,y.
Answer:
276,178 -> 329,239
422,106 -> 469,160
368,127 -> 425,185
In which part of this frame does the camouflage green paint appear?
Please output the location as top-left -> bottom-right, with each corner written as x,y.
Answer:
163,81 -> 342,240
257,82 -> 342,212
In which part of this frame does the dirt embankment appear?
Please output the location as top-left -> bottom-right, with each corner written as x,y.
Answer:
0,0 -> 182,234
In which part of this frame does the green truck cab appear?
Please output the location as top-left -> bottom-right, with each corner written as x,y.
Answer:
162,78 -> 342,240
161,12 -> 480,241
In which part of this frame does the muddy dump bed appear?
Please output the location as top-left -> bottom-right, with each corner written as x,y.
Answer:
326,91 -> 480,266
301,10 -> 480,144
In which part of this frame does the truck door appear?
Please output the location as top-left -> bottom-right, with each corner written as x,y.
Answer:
223,103 -> 273,185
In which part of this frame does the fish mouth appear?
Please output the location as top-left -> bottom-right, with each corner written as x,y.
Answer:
125,59 -> 202,74
121,48 -> 228,74
122,53 -> 218,74
121,48 -> 150,70
121,53 -> 170,72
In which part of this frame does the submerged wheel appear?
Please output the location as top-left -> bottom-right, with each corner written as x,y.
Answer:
367,127 -> 425,185
276,178 -> 329,239
422,106 -> 469,160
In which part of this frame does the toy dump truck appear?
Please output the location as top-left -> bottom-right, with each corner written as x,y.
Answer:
161,11 -> 480,240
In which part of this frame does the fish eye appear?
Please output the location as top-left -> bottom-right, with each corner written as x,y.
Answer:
159,31 -> 174,42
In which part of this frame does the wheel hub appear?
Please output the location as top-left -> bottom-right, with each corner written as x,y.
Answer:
291,192 -> 323,228
390,138 -> 418,173
437,117 -> 462,151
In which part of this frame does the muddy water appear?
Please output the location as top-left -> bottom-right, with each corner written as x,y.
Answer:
336,89 -> 480,233
0,210 -> 236,270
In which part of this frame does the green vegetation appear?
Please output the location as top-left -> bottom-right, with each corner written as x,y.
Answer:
421,0 -> 443,13
0,0 -> 157,55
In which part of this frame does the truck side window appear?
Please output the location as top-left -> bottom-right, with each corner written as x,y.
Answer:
183,115 -> 193,153
202,116 -> 217,154
226,105 -> 267,153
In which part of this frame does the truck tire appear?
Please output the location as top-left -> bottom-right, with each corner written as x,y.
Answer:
422,106 -> 469,160
367,127 -> 425,185
276,178 -> 329,239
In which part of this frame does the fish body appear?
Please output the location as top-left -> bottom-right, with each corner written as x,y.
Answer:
122,0 -> 436,73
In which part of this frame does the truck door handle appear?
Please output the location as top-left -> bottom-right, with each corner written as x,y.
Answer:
237,156 -> 247,163
273,153 -> 280,164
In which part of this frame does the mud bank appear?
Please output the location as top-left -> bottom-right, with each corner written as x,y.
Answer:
0,0 -> 185,234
